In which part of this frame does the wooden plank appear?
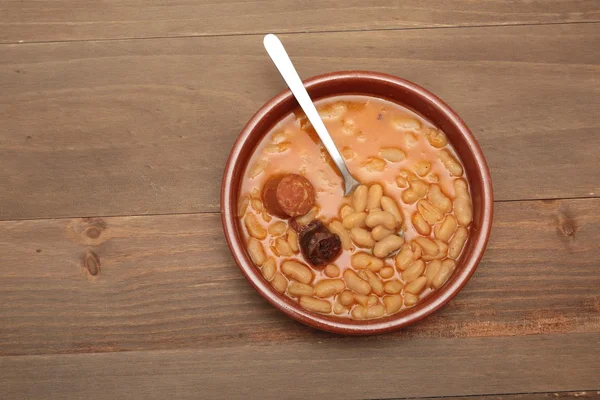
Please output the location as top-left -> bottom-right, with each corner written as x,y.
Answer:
1,0 -> 598,44
1,24 -> 598,220
0,333 -> 598,400
414,391 -> 600,400
0,198 -> 598,356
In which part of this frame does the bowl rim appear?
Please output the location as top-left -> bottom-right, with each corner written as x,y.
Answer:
221,70 -> 493,334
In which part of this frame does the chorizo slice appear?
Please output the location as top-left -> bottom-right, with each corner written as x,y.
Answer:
262,174 -> 316,218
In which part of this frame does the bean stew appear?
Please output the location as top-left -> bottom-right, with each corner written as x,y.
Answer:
238,95 -> 472,319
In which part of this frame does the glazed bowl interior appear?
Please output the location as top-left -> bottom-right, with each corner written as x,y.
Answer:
221,71 -> 493,334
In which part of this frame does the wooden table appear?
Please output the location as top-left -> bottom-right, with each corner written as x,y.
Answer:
1,2 -> 599,399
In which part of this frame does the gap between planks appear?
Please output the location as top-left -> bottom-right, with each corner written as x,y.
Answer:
1,20 -> 599,46
0,195 -> 597,223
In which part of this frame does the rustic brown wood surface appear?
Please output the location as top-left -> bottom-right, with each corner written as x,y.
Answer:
1,0 -> 598,44
0,199 -> 599,356
0,1 -> 598,399
1,23 -> 599,220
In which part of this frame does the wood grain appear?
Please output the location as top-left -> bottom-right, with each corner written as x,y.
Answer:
1,23 -> 599,220
0,198 -> 598,356
0,332 -> 598,400
1,0 -> 598,44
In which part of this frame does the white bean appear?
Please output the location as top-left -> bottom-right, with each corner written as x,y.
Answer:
433,259 -> 456,289
373,235 -> 405,258
339,204 -> 354,219
414,237 -> 439,257
417,199 -> 444,225
424,127 -> 448,148
380,196 -> 403,226
370,295 -> 380,307
379,266 -> 395,279
434,239 -> 448,259
244,213 -> 267,240
350,227 -> 375,248
275,238 -> 293,257
247,238 -> 266,266
324,264 -> 340,278
383,295 -> 403,314
365,210 -> 396,230
362,157 -> 386,172
264,142 -> 291,154
405,276 -> 427,294
453,179 -> 473,226
300,296 -> 332,314
287,229 -> 299,252
272,131 -> 288,144
261,209 -> 272,222
342,147 -> 355,160
380,147 -> 406,162
249,160 -> 266,178
424,259 -> 442,287
251,198 -> 263,212
413,160 -> 432,177
395,244 -> 420,271
372,225 -> 394,241
439,149 -> 463,176
422,240 -> 448,261
288,281 -> 314,297
402,176 -> 429,204
396,175 -> 408,188
343,270 -> 371,295
404,293 -> 418,307
295,206 -> 319,227
428,174 -> 440,183
453,196 -> 472,226
333,302 -> 347,315
412,212 -> 431,235
351,305 -> 368,319
351,252 -> 384,272
354,293 -> 370,306
329,220 -> 353,250
428,185 -> 452,213
448,226 -> 468,259
384,279 -> 403,294
314,279 -> 345,298
271,272 -> 288,293
268,221 -> 287,236
281,260 -> 313,284
338,290 -> 355,306
393,115 -> 422,131
261,257 -> 276,281
342,212 -> 367,230
352,185 -> 368,213
434,214 -> 457,242
366,304 -> 385,318
238,196 -> 250,217
367,184 -> 383,210
402,259 -> 425,283
361,269 -> 384,296
318,101 -> 347,120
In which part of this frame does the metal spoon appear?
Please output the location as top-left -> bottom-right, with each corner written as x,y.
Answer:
263,33 -> 360,196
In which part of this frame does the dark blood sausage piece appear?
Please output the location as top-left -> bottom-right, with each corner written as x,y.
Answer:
262,174 -> 316,218
299,220 -> 342,267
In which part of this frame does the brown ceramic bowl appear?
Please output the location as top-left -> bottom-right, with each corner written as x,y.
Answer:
221,71 -> 493,334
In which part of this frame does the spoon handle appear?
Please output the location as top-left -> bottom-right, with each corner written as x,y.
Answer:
263,34 -> 359,196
